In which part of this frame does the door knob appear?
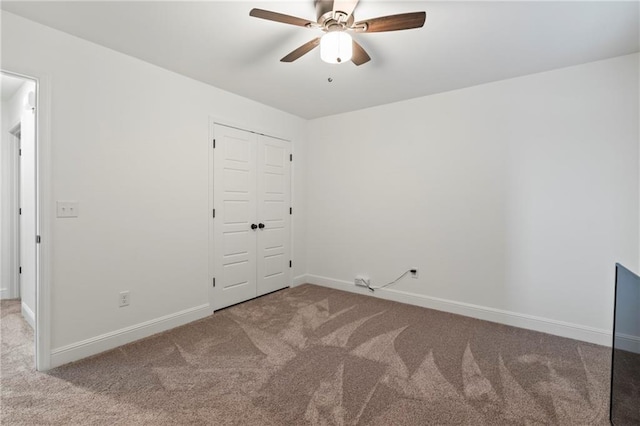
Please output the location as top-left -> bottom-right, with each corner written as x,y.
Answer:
251,223 -> 258,230
258,223 -> 265,229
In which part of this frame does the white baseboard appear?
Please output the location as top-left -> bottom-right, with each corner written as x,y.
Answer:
292,274 -> 307,287
0,288 -> 10,299
21,301 -> 35,329
615,333 -> 640,354
305,274 -> 612,346
50,304 -> 212,369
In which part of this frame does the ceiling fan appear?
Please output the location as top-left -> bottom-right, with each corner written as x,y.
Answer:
249,0 -> 426,66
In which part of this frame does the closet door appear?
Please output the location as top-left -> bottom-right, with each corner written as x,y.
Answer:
256,135 -> 291,296
212,125 -> 258,310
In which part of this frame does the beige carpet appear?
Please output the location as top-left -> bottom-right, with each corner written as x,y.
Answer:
1,284 -> 611,425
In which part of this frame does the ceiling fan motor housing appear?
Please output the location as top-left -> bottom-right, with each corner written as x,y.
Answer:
315,0 -> 334,21
315,0 -> 355,30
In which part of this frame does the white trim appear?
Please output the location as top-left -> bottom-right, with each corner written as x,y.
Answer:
208,118 -> 215,309
35,73 -> 52,371
615,333 -> 640,354
0,289 -> 9,298
50,304 -> 212,368
305,274 -> 612,346
292,275 -> 307,286
208,116 -> 292,144
21,300 -> 35,329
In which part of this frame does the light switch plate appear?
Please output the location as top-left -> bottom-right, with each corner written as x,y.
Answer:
56,201 -> 79,218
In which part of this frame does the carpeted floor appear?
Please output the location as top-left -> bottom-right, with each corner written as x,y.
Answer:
1,284 -> 611,425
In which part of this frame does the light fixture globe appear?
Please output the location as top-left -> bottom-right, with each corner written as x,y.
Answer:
320,31 -> 352,64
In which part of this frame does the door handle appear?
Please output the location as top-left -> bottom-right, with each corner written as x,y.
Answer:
251,223 -> 258,230
258,223 -> 265,229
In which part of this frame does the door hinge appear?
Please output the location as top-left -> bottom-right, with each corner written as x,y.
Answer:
289,207 -> 292,215
19,266 -> 22,274
19,149 -> 22,156
212,209 -> 215,218
289,260 -> 292,268
19,208 -> 21,215
36,235 -> 41,244
213,139 -> 216,149
212,277 -> 216,288
289,153 -> 292,162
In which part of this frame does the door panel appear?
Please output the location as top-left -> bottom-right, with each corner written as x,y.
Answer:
223,169 -> 250,193
264,173 -> 283,194
223,260 -> 251,287
263,200 -> 285,221
264,253 -> 285,277
212,125 -> 257,310
223,231 -> 249,256
256,135 -> 291,296
223,200 -> 250,223
262,228 -> 284,250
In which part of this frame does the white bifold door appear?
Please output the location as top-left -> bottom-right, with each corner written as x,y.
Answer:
212,124 -> 291,310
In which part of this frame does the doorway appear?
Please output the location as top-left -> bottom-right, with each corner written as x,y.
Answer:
1,71 -> 38,367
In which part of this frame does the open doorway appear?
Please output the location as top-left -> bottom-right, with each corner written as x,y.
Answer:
1,71 -> 38,368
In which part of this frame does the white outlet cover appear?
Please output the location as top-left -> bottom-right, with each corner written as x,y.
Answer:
56,201 -> 79,218
119,291 -> 130,307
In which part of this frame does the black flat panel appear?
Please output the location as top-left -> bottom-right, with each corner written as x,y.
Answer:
610,263 -> 640,425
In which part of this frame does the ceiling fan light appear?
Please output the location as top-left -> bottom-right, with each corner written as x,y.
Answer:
320,32 -> 352,64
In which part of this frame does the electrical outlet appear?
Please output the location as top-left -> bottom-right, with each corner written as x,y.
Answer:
56,201 -> 79,218
119,291 -> 130,307
355,275 -> 370,288
411,269 -> 419,279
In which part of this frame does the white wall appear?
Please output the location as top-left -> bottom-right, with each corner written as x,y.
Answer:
1,12 -> 308,367
306,54 -> 639,345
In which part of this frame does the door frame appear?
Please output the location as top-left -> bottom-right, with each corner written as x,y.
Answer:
1,69 -> 52,371
208,117 -> 294,310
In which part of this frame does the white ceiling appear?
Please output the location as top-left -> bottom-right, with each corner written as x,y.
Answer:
1,73 -> 26,102
2,1 -> 638,119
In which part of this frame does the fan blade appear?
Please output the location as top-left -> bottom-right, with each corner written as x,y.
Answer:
355,11 -> 426,33
249,8 -> 313,28
333,0 -> 359,21
281,37 -> 321,62
351,40 -> 371,66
